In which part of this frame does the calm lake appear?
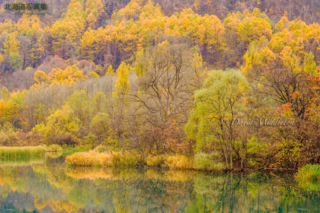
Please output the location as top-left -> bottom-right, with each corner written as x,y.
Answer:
0,156 -> 319,213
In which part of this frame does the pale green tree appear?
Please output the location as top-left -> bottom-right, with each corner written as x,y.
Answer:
44,104 -> 80,143
9,53 -> 23,70
185,69 -> 249,169
304,52 -> 317,76
67,90 -> 91,126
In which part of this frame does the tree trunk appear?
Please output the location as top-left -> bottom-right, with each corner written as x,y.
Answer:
229,134 -> 233,170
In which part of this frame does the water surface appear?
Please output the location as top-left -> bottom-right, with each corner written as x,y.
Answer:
0,157 -> 319,212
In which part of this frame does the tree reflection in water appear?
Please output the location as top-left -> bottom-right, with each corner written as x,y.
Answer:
0,159 -> 319,212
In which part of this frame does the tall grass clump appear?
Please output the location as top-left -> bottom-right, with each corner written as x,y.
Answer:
146,155 -> 165,167
194,152 -> 227,171
65,151 -> 113,167
296,164 -> 320,191
0,146 -> 45,159
164,155 -> 193,169
296,164 -> 320,182
66,151 -> 196,170
66,150 -> 141,168
46,144 -> 63,152
111,151 -> 140,167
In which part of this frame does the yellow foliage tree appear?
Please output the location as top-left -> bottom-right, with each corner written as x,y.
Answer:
48,65 -> 87,85
134,49 -> 149,77
3,33 -> 20,55
80,28 -> 97,60
85,0 -> 104,28
115,0 -> 142,21
113,62 -> 130,100
44,104 -> 80,139
304,52 -> 317,75
51,0 -> 86,51
1,87 -> 10,102
0,20 -> 14,35
191,52 -> 207,90
34,71 -> 48,84
15,14 -> 43,38
105,65 -> 115,75
194,0 -> 200,11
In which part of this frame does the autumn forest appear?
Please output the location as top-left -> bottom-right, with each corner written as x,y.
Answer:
0,0 -> 320,173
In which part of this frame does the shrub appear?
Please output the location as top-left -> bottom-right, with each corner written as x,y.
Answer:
99,152 -> 114,167
82,133 -> 97,150
296,164 -> 320,191
0,132 -> 19,146
273,139 -> 301,168
88,71 -> 100,78
112,151 -> 140,167
0,132 -> 9,145
32,104 -> 80,146
65,150 -> 140,168
46,144 -> 63,152
90,113 -> 109,140
25,66 -> 33,71
164,155 -> 193,169
0,122 -> 20,146
47,133 -> 78,146
245,136 -> 268,168
194,152 -> 227,171
146,155 -> 165,167
66,151 -> 113,167
296,164 -> 320,182
94,145 -> 107,153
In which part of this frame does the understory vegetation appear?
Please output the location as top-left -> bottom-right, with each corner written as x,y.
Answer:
0,0 -> 320,172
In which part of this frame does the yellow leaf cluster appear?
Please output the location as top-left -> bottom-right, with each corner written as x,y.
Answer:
48,65 -> 87,85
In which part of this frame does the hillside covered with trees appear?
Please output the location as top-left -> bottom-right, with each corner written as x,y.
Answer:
1,0 -> 320,171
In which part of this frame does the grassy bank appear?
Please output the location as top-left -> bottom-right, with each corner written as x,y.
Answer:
65,150 -> 140,168
0,146 -> 46,159
63,147 -> 89,154
65,148 -> 224,171
65,147 -> 229,171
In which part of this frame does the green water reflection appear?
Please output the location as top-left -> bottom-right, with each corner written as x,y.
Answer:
0,157 -> 319,212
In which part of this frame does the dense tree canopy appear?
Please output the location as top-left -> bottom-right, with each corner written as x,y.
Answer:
1,0 -> 320,170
